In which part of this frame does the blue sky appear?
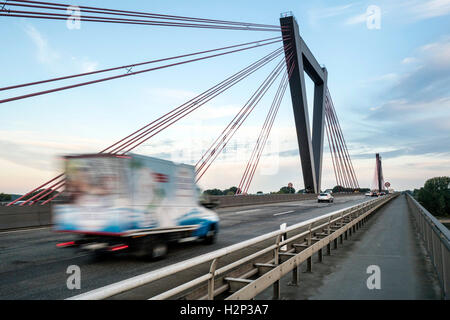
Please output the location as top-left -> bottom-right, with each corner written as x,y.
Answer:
1,0 -> 449,194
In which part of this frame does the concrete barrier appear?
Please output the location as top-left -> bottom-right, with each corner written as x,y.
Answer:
0,204 -> 52,231
208,192 -> 362,208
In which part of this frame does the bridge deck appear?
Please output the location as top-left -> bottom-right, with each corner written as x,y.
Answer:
257,195 -> 442,299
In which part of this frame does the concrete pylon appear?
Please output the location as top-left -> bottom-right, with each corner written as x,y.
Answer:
280,14 -> 327,194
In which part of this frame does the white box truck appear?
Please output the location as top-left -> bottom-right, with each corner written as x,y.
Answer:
53,153 -> 219,259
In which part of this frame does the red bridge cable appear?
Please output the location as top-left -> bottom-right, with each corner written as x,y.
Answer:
330,103 -> 353,189
327,100 -> 354,189
0,39 -> 284,104
241,60 -> 295,194
326,92 -> 359,188
195,42 -> 293,174
327,100 -> 357,188
237,72 -> 287,193
6,173 -> 64,206
194,46 -> 291,170
324,113 -> 340,188
325,107 -> 344,188
325,103 -> 348,188
195,57 -> 288,182
193,55 -> 289,173
101,47 -> 285,154
116,49 -> 288,155
27,180 -> 65,206
244,52 -> 295,193
237,64 -> 290,194
0,11 -> 281,32
326,97 -> 355,189
238,41 -> 295,191
7,0 -> 283,29
9,48 -> 284,206
195,58 -> 286,179
328,93 -> 359,188
0,36 -> 284,92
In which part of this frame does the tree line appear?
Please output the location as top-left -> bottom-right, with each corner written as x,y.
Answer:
412,176 -> 450,217
203,185 -> 370,196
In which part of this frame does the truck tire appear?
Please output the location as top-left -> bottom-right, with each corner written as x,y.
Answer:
135,237 -> 168,260
149,242 -> 168,260
203,224 -> 217,245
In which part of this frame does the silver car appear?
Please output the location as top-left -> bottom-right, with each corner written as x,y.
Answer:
318,193 -> 334,203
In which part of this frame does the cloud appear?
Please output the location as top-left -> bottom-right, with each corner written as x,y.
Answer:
345,13 -> 367,25
24,24 -> 99,73
364,37 -> 450,107
361,73 -> 400,86
0,130 -> 105,171
80,59 -> 99,73
143,87 -> 243,120
409,0 -> 450,20
350,36 -> 450,178
309,4 -> 355,20
24,25 -> 60,65
401,57 -> 419,64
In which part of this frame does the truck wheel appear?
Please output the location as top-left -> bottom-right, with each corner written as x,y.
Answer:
149,242 -> 168,260
135,238 -> 168,260
203,225 -> 217,245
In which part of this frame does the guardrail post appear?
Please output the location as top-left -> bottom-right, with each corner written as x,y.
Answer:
280,223 -> 287,252
273,235 -> 281,300
290,264 -> 300,287
327,216 -> 331,235
307,224 -> 312,272
326,217 -> 332,255
208,258 -> 218,300
307,223 -> 312,246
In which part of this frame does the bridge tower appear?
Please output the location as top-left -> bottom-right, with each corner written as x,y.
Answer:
280,13 -> 327,194
376,153 -> 384,192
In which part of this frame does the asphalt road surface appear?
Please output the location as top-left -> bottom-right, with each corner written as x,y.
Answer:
0,195 -> 368,300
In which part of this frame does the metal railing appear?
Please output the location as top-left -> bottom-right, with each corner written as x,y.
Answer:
406,193 -> 450,300
69,194 -> 397,300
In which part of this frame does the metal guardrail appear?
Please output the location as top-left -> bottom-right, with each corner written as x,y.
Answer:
406,193 -> 450,300
69,194 -> 397,300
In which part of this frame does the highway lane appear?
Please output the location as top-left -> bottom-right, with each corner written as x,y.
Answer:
0,194 -> 368,300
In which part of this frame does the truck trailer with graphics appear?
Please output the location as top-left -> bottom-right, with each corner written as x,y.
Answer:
53,153 -> 219,259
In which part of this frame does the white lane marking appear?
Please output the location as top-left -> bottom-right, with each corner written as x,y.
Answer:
0,226 -> 52,235
273,210 -> 295,216
234,209 -> 261,214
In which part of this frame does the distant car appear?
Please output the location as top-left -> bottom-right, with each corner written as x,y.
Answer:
379,192 -> 386,196
371,192 -> 378,197
318,193 -> 334,203
365,192 -> 372,196
256,191 -> 264,195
